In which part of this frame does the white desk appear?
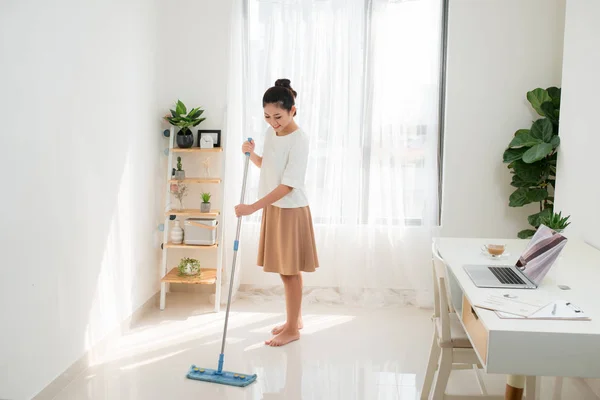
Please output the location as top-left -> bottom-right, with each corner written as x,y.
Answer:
437,237 -> 600,400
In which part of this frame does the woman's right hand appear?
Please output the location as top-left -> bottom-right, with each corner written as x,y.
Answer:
242,139 -> 255,155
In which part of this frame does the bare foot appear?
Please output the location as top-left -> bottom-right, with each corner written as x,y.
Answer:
271,319 -> 303,335
265,328 -> 300,347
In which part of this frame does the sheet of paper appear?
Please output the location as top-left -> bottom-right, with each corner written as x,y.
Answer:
495,300 -> 591,320
474,295 -> 549,317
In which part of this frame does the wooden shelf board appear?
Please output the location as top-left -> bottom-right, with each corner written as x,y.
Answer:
161,267 -> 217,284
165,209 -> 220,217
164,242 -> 218,249
169,178 -> 222,184
171,147 -> 223,153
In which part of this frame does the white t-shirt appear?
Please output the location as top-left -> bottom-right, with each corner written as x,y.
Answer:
258,127 -> 310,208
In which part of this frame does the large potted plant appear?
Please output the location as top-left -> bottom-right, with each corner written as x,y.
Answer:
502,87 -> 570,238
164,100 -> 206,148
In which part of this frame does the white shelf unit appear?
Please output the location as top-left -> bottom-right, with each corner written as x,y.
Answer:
159,126 -> 225,311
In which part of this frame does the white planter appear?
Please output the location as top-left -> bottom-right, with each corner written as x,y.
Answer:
174,170 -> 185,180
180,262 -> 201,276
170,220 -> 184,244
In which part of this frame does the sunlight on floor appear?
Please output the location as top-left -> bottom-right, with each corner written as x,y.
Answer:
201,337 -> 246,346
119,348 -> 189,371
301,315 -> 355,334
249,314 -> 355,335
90,311 -> 281,366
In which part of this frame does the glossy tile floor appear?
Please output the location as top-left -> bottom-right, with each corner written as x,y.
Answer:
52,293 -> 600,400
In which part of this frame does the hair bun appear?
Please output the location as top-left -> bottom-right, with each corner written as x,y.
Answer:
275,79 -> 292,88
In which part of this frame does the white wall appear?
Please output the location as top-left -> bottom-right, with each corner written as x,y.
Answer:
554,0 -> 600,250
0,1 -> 162,399
441,0 -> 566,238
553,1 -> 600,394
157,0 -> 233,129
156,0 -> 234,292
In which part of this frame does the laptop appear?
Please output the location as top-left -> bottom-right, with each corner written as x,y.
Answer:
463,224 -> 568,289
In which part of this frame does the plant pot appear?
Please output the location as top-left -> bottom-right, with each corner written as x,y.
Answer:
174,170 -> 185,180
176,128 -> 194,148
180,262 -> 201,276
201,202 -> 211,213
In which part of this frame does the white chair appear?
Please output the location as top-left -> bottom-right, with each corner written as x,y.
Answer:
421,244 -> 538,400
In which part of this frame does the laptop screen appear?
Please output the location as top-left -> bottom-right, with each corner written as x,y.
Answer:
516,224 -> 568,285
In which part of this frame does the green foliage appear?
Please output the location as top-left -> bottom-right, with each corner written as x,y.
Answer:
518,229 -> 537,239
164,100 -> 206,133
177,257 -> 201,276
177,156 -> 183,171
201,192 -> 211,203
539,211 -> 571,231
503,87 -> 570,238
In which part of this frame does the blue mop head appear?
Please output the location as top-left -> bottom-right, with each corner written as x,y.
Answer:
186,365 -> 257,387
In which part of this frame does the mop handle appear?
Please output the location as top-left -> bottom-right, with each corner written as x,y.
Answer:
218,138 -> 252,373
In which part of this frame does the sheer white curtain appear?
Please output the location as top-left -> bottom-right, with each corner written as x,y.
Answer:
224,0 -> 442,307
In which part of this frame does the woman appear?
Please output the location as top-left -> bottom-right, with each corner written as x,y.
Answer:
235,79 -> 319,347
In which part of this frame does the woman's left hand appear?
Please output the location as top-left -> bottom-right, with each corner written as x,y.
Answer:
235,204 -> 257,217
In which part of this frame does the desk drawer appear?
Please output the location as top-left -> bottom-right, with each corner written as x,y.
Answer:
461,295 -> 489,364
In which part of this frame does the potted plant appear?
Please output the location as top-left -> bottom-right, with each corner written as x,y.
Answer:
174,156 -> 185,180
177,257 -> 201,276
164,100 -> 206,148
539,211 -> 571,233
201,192 -> 211,213
503,87 -> 563,238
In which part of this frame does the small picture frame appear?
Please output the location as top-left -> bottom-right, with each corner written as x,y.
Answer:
198,130 -> 221,148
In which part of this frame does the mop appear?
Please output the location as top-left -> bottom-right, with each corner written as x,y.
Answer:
186,138 -> 258,388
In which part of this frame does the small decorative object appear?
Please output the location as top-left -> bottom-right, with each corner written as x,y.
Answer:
170,220 -> 184,244
163,100 -> 206,148
202,156 -> 212,177
174,156 -> 185,180
177,257 -> 201,276
539,211 -> 571,233
170,182 -> 189,210
199,133 -> 214,149
198,130 -> 221,147
201,192 -> 211,213
184,218 -> 218,245
484,244 -> 505,256
481,244 -> 510,259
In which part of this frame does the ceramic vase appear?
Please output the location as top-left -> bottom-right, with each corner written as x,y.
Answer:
170,220 -> 183,244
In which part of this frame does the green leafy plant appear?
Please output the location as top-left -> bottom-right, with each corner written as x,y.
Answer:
177,257 -> 201,276
503,87 -> 567,238
201,192 -> 211,203
539,211 -> 571,232
164,100 -> 206,135
177,156 -> 183,171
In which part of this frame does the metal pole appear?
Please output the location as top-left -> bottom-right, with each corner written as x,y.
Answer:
218,139 -> 252,373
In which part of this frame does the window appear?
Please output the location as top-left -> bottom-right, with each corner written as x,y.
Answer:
243,0 -> 443,227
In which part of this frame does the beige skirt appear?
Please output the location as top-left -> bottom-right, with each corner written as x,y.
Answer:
257,205 -> 319,275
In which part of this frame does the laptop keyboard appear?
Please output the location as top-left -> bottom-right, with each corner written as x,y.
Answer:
488,266 -> 526,285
